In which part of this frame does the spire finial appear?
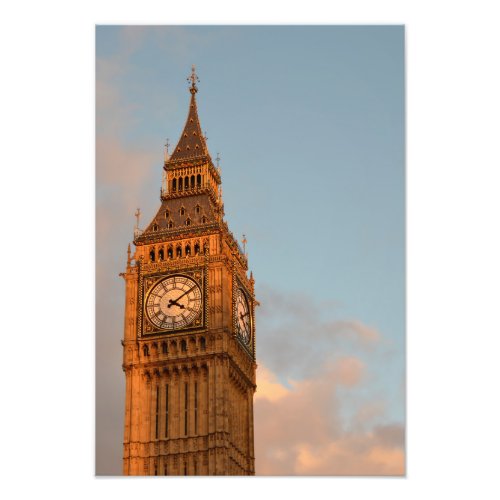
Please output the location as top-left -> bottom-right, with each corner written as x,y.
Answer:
164,138 -> 170,162
133,208 -> 142,239
135,208 -> 141,230
187,65 -> 199,94
216,152 -> 221,167
242,234 -> 247,255
127,243 -> 131,266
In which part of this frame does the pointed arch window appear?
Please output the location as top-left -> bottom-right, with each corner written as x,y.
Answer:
172,179 -> 177,192
184,177 -> 189,190
180,207 -> 185,216
167,246 -> 173,258
176,246 -> 182,258
190,175 -> 195,189
164,384 -> 169,439
194,242 -> 200,255
155,385 -> 160,440
165,210 -> 170,218
196,174 -> 201,188
186,218 -> 191,226
185,244 -> 191,256
181,339 -> 187,352
201,216 -> 207,224
178,178 -> 183,192
168,220 -> 173,229
158,248 -> 164,261
194,381 -> 198,434
150,249 -> 155,262
195,205 -> 200,214
152,223 -> 158,232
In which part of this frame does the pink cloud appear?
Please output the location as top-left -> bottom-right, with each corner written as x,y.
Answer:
96,137 -> 155,190
254,361 -> 405,475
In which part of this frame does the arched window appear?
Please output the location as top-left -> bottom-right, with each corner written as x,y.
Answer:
143,345 -> 149,356
196,174 -> 202,188
172,179 -> 177,192
190,175 -> 195,189
195,205 -> 200,214
201,216 -> 207,224
194,243 -> 200,255
152,223 -> 158,232
165,210 -> 170,218
158,248 -> 164,261
180,207 -> 185,216
184,177 -> 189,190
150,249 -> 155,262
185,244 -> 191,256
176,246 -> 182,258
162,342 -> 168,354
167,246 -> 173,258
186,218 -> 191,226
181,339 -> 187,352
168,221 -> 173,229
178,178 -> 183,191
200,337 -> 206,351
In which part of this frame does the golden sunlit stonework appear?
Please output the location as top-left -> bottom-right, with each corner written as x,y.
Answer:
121,67 -> 257,476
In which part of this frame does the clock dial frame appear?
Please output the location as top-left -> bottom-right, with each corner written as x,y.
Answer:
144,274 -> 203,332
235,287 -> 252,346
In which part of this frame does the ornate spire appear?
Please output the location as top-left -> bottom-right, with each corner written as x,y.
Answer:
167,66 -> 210,164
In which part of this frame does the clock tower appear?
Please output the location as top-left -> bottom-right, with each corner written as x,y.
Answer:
121,67 -> 257,476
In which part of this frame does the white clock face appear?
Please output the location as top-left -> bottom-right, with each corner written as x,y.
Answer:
235,288 -> 251,345
146,275 -> 202,330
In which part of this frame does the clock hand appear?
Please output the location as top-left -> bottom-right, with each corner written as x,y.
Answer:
167,285 -> 197,308
167,298 -> 185,309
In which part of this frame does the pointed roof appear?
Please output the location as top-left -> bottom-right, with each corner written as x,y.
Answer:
167,66 -> 211,165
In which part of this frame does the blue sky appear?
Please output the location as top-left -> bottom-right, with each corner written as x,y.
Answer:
96,25 -> 405,475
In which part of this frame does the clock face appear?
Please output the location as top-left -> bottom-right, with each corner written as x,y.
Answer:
235,287 -> 251,345
145,275 -> 203,330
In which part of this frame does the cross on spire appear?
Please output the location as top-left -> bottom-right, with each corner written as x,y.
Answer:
187,65 -> 199,94
216,152 -> 221,167
242,234 -> 247,254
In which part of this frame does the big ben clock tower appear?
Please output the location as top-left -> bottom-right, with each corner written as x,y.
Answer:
121,67 -> 257,476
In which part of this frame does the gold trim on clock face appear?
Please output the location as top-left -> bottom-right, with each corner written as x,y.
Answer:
235,287 -> 251,345
145,274 -> 202,330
